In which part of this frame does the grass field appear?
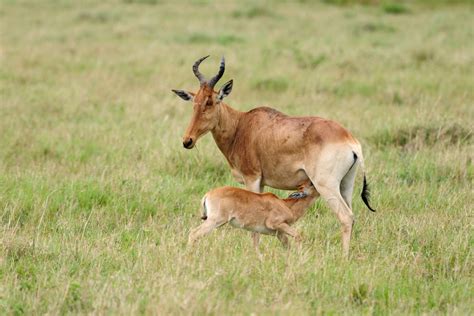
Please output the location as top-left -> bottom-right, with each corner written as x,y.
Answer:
1,0 -> 473,314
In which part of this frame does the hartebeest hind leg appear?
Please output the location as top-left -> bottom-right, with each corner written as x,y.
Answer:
308,148 -> 357,257
340,162 -> 358,210
314,181 -> 354,257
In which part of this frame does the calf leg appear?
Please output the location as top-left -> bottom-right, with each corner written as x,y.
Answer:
252,233 -> 263,260
188,220 -> 224,246
277,232 -> 290,249
271,222 -> 302,243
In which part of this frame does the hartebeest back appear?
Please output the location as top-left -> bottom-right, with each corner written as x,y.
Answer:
173,56 -> 376,257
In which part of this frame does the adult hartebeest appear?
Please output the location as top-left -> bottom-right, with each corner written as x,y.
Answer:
172,55 -> 375,256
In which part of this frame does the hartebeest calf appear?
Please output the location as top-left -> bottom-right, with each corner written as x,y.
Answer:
188,183 -> 319,253
173,56 -> 375,257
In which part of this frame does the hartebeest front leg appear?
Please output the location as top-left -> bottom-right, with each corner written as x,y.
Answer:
244,177 -> 263,193
244,176 -> 264,251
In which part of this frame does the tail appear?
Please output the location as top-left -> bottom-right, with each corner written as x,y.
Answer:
352,145 -> 376,212
361,175 -> 376,212
200,195 -> 208,220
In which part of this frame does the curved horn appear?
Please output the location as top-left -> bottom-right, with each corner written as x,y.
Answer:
208,56 -> 225,88
192,55 -> 210,84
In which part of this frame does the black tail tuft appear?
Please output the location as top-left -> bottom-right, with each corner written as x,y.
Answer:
201,198 -> 208,220
361,175 -> 376,212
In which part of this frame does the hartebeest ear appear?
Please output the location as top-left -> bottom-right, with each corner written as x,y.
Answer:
172,89 -> 194,101
217,79 -> 233,103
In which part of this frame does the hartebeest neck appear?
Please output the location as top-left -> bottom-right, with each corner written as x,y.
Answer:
211,103 -> 243,159
283,195 -> 318,220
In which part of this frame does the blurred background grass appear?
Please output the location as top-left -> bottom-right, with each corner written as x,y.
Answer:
0,0 -> 473,314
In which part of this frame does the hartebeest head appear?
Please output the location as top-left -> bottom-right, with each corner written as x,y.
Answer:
172,55 -> 233,149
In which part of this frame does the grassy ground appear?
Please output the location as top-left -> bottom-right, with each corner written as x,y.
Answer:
1,0 -> 473,314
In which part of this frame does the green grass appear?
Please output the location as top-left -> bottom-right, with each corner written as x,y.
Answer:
1,0 -> 473,314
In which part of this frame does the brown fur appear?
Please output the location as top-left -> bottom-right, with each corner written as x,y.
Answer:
188,183 -> 319,252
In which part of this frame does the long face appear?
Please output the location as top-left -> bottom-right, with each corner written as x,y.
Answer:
172,56 -> 233,149
181,84 -> 219,149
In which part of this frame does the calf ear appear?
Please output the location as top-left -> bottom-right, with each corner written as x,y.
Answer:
172,89 -> 194,101
217,79 -> 233,102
